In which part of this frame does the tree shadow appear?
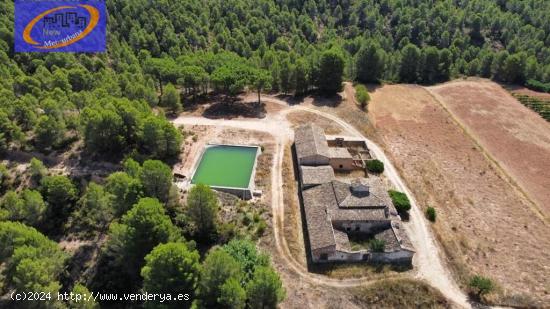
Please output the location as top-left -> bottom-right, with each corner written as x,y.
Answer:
364,83 -> 385,94
311,93 -> 343,107
182,93 -> 221,113
202,96 -> 267,119
61,241 -> 100,291
399,211 -> 410,222
273,91 -> 344,107
273,93 -> 304,106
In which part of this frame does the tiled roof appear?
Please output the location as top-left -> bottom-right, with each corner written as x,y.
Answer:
300,166 -> 335,186
373,223 -> 415,253
295,124 -> 331,160
302,178 -> 414,253
333,229 -> 351,251
332,178 -> 390,208
302,184 -> 337,250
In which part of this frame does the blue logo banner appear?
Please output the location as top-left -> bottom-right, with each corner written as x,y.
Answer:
15,0 -> 106,52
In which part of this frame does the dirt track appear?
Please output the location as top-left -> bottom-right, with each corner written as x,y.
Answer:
172,97 -> 470,308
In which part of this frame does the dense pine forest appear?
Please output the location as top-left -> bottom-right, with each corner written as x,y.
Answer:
1,0 -> 550,308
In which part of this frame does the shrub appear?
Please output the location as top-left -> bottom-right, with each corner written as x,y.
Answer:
369,239 -> 385,252
355,84 -> 371,110
426,207 -> 436,222
366,159 -> 384,174
388,190 -> 411,213
242,213 -> 252,226
217,223 -> 237,244
526,79 -> 550,93
256,220 -> 267,237
29,158 -> 47,182
468,275 -> 494,297
0,163 -> 9,192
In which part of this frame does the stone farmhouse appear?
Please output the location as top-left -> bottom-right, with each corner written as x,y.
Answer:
295,124 -> 414,264
294,124 -> 368,171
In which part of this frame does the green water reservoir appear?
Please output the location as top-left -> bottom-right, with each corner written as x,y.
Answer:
191,145 -> 259,188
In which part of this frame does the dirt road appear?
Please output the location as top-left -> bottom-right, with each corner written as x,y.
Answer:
172,100 -> 471,308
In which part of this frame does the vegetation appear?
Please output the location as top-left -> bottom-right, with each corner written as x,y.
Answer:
0,221 -> 68,301
29,158 -> 46,183
0,163 -> 9,192
426,207 -> 436,222
227,200 -> 268,242
186,184 -> 219,242
0,189 -> 46,227
70,183 -> 114,234
355,84 -> 370,110
105,171 -> 144,217
351,279 -> 449,308
139,160 -> 174,203
141,242 -> 200,308
198,240 -> 283,308
366,159 -> 384,174
468,275 -> 495,298
388,190 -> 411,213
93,197 -> 182,293
369,238 -> 386,252
161,83 -> 183,114
512,94 -> 550,122
197,248 -> 244,308
246,266 -> 286,309
526,80 -> 550,93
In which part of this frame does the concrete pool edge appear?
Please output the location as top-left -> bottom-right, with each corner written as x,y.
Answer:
189,143 -> 262,199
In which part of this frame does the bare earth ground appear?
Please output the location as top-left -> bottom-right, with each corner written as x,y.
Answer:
369,83 -> 550,306
286,111 -> 344,134
427,79 -> 550,216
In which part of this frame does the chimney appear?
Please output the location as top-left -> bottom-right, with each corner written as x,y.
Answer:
350,179 -> 369,197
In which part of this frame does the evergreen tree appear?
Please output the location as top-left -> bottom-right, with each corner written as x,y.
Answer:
141,242 -> 200,308
197,249 -> 243,308
355,41 -> 386,83
399,44 -> 421,83
246,266 -> 285,309
140,160 -> 173,203
294,59 -> 309,96
316,49 -> 345,95
186,184 -> 219,241
161,83 -> 182,114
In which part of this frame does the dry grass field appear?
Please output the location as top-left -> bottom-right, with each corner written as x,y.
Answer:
350,278 -> 450,309
281,145 -> 307,267
427,79 -> 550,215
286,111 -> 345,134
369,83 -> 550,306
